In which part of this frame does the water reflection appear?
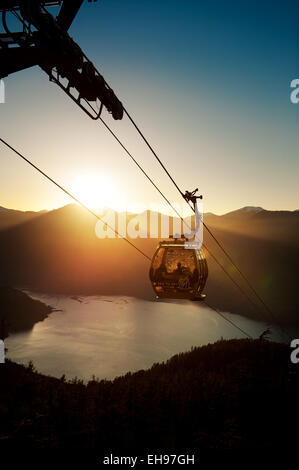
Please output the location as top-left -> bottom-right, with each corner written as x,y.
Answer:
6,294 -> 286,381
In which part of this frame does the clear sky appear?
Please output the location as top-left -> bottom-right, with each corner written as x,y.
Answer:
0,0 -> 298,214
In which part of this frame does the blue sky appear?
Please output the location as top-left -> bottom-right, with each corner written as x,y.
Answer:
0,0 -> 298,213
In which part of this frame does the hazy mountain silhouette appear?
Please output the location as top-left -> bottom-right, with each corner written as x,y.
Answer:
0,206 -> 47,231
0,204 -> 297,327
206,206 -> 299,246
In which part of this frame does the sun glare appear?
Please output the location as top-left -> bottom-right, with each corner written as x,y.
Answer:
72,174 -> 122,211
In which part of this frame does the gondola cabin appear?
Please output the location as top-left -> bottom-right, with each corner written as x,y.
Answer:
149,239 -> 208,300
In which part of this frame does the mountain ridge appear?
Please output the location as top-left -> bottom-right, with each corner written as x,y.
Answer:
1,202 -> 298,217
0,203 -> 297,328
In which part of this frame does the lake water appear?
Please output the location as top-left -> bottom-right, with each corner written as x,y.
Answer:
6,293 -> 287,381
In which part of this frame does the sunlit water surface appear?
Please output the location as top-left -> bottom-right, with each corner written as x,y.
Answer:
6,293 -> 286,381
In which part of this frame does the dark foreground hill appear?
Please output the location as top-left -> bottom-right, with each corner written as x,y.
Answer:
1,339 -> 298,451
0,286 -> 53,338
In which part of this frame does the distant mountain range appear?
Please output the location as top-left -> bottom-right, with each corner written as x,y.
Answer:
0,206 -> 46,231
0,204 -> 298,328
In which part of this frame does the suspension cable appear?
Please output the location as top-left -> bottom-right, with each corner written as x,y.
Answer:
98,114 -> 284,330
0,137 -> 151,262
121,108 -> 291,339
0,136 -> 257,341
102,113 -> 268,317
88,67 -> 278,326
12,6 -> 289,336
0,9 -> 286,341
205,301 -> 253,339
95,113 -> 291,340
124,109 -> 184,197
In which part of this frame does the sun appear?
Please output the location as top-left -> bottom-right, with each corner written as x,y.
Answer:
72,174 -> 122,211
